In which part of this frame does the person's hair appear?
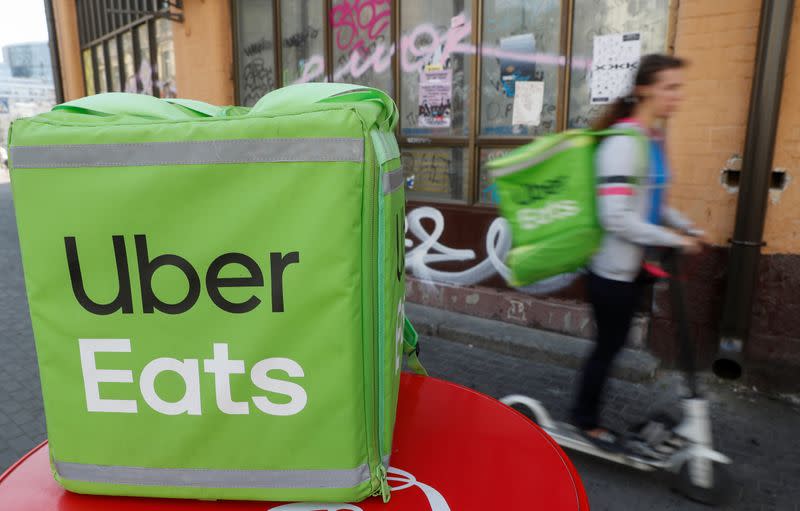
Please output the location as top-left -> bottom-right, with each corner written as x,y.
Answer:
592,53 -> 686,130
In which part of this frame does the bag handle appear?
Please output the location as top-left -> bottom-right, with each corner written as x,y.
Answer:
250,83 -> 398,130
403,318 -> 427,376
53,92 -> 220,120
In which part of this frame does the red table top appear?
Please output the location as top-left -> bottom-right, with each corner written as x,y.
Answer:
0,373 -> 588,510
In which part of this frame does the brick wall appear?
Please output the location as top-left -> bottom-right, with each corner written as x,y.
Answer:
763,4 -> 800,254
172,0 -> 235,105
667,0 -> 762,247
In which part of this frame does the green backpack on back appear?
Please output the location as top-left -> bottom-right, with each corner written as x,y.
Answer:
487,129 -> 643,287
8,83 -> 424,503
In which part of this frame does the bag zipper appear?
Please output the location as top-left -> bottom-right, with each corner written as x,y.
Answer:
364,127 -> 388,500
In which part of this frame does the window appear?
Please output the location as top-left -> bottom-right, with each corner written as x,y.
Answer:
331,0 -> 393,93
402,147 -> 468,202
568,0 -> 670,128
107,39 -> 121,92
235,0 -> 277,106
480,0 -> 561,137
478,147 -> 511,204
76,1 -> 178,97
280,0 -> 325,85
156,19 -> 176,98
137,24 -> 153,95
94,44 -> 107,93
122,32 -> 136,93
232,0 -> 675,204
82,49 -> 95,96
400,3 -> 473,139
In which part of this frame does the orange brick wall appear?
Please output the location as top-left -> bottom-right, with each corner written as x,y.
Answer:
668,0 -> 762,247
172,0 -> 235,105
763,5 -> 800,254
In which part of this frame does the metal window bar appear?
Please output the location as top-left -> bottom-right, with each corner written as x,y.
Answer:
115,34 -> 125,91
274,0 -> 283,89
77,0 -> 178,50
132,22 -> 142,93
101,40 -> 112,92
148,18 -> 160,97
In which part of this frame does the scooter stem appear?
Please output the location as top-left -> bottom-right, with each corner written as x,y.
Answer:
664,250 -> 699,398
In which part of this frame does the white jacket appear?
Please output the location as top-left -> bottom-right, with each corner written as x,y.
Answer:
589,122 -> 694,282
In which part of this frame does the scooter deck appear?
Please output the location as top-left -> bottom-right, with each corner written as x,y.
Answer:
543,422 -> 659,471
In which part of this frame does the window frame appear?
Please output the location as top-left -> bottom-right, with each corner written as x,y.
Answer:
228,0 -> 679,206
77,0 -> 175,97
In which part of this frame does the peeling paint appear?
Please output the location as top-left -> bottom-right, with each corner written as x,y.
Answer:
720,155 -> 743,194
507,300 -> 526,321
465,293 -> 480,305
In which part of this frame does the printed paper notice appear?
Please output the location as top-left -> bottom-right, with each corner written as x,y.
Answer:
512,81 -> 544,126
591,33 -> 641,104
418,69 -> 452,128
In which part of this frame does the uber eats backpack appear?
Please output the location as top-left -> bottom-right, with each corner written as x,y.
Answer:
487,129 -> 643,287
8,83 -> 425,503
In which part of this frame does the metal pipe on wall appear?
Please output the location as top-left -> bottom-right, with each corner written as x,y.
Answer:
715,0 -> 794,380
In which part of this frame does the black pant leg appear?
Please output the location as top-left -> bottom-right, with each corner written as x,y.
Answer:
571,273 -> 640,429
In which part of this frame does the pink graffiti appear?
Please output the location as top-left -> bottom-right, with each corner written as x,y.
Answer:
333,41 -> 394,82
399,21 -> 473,74
295,18 -> 588,85
330,0 -> 391,53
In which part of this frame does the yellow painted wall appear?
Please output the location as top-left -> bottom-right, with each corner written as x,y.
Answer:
52,0 -> 85,100
668,0 -> 762,247
171,0 -> 235,105
763,5 -> 800,254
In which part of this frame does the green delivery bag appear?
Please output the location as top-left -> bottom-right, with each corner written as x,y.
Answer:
487,129 -> 643,287
8,83 -> 424,503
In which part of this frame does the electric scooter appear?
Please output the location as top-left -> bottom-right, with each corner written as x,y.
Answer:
500,250 -> 733,506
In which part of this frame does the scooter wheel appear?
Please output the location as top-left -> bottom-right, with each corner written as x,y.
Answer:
672,461 -> 733,506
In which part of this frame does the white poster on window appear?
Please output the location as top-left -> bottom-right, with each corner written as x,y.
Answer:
512,81 -> 544,126
418,68 -> 452,128
590,32 -> 641,104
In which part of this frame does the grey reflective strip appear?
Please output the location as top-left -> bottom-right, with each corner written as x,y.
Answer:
490,139 -> 580,178
54,460 -> 370,489
382,455 -> 391,469
382,168 -> 404,194
9,138 -> 364,169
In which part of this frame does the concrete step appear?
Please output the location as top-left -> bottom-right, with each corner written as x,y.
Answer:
406,302 -> 660,383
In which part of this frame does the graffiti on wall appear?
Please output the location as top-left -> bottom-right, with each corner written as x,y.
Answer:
404,206 -> 580,294
330,0 -> 391,53
295,7 -> 589,85
402,149 -> 456,196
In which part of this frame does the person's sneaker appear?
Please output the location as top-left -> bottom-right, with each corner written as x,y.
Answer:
577,426 -> 625,453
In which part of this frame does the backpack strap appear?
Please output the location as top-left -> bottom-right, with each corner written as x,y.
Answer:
403,318 -> 427,376
594,127 -> 650,181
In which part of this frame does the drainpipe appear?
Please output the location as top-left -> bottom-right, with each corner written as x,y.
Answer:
715,0 -> 794,380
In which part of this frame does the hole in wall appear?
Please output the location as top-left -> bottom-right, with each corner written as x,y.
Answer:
721,169 -> 741,190
770,168 -> 788,191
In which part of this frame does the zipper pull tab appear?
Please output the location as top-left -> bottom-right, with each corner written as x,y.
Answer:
376,464 -> 390,503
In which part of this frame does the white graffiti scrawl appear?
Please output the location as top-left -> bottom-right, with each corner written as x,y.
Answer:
404,207 -> 581,295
